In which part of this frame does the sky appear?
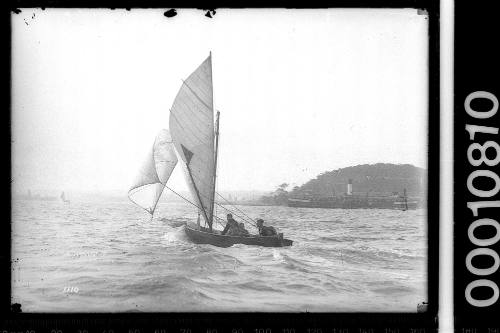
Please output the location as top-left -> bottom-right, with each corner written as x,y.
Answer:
11,8 -> 428,194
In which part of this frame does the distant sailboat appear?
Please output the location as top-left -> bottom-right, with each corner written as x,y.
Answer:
129,53 -> 292,248
60,191 -> 70,204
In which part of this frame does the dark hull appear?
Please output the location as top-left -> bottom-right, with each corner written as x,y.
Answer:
184,224 -> 293,248
287,198 -> 419,210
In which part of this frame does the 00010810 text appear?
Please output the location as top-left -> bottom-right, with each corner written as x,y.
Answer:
464,91 -> 500,307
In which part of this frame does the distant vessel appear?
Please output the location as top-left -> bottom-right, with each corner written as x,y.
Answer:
60,191 -> 70,204
129,53 -> 292,248
288,194 -> 420,210
288,182 -> 420,210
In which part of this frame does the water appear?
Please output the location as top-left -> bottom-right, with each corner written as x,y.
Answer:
11,199 -> 427,312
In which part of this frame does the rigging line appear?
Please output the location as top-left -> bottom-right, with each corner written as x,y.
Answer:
163,184 -> 203,212
212,196 -> 256,227
214,197 -> 257,228
183,169 -> 257,227
214,192 -> 258,225
211,194 -> 256,226
163,184 -> 232,230
213,215 -> 227,227
173,161 -> 250,225
189,177 -> 257,227
176,151 -> 252,227
204,191 -> 256,227
216,205 -> 257,228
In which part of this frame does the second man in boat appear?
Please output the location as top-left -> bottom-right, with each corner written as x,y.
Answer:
256,219 -> 278,236
221,214 -> 251,236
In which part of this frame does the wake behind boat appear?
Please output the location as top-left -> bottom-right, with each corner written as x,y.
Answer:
128,53 -> 293,248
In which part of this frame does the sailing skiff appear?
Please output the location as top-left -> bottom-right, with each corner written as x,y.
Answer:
128,53 -> 293,248
185,224 -> 293,248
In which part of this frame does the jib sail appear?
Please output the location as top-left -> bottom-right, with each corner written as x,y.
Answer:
128,129 -> 178,215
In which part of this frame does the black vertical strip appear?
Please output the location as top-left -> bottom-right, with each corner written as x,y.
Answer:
2,7 -> 12,315
425,0 -> 440,323
455,0 -> 500,329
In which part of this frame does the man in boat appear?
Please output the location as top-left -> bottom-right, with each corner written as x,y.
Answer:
256,219 -> 278,236
221,214 -> 239,235
238,222 -> 250,236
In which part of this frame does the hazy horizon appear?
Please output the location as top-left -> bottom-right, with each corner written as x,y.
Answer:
12,161 -> 426,197
12,9 -> 428,196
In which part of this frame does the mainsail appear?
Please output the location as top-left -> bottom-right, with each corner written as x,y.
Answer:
128,129 -> 178,215
169,55 -> 216,227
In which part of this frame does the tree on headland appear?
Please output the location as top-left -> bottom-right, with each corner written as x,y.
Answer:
258,183 -> 290,206
273,183 -> 289,204
274,183 -> 289,195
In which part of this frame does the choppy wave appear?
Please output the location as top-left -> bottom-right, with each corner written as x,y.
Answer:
11,200 -> 427,312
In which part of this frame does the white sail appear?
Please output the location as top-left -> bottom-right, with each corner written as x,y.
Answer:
169,55 -> 215,226
128,129 -> 178,215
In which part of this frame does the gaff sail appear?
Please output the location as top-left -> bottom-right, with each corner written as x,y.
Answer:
169,55 -> 216,227
128,129 -> 178,215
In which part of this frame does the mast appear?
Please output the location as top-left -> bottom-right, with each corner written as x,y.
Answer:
404,188 -> 408,210
207,51 -> 217,232
211,110 -> 221,230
